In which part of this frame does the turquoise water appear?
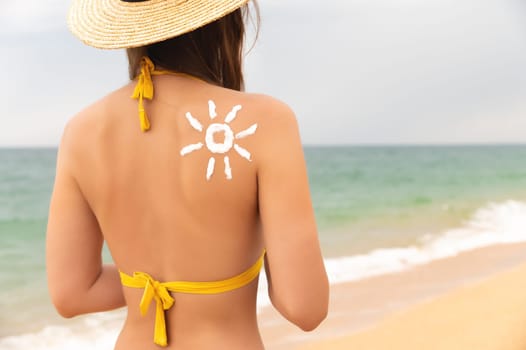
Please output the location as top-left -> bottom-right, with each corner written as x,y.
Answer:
307,145 -> 526,254
309,145 -> 526,226
1,145 -> 526,339
0,149 -> 56,336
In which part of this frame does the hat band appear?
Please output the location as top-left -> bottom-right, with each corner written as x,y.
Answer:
121,0 -> 150,2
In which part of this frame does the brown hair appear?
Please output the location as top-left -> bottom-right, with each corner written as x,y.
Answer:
127,2 -> 259,91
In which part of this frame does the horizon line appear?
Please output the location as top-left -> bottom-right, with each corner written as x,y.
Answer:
1,142 -> 525,149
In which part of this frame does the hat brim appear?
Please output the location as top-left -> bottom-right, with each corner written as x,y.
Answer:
68,0 -> 249,50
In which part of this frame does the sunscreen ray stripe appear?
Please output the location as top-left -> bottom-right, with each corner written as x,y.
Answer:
208,100 -> 217,119
225,105 -> 242,123
185,112 -> 203,132
224,156 -> 232,180
235,124 -> 258,139
234,144 -> 252,161
180,142 -> 203,156
206,157 -> 216,181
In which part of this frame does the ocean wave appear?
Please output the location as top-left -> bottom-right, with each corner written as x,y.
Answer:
0,311 -> 123,350
324,200 -> 526,284
3,200 -> 526,349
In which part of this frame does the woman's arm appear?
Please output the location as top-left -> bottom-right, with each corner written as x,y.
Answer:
257,97 -> 329,331
46,121 -> 125,318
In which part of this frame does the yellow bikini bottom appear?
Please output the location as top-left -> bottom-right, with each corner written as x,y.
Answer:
119,250 -> 265,347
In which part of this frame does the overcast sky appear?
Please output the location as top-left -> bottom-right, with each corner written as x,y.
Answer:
2,0 -> 525,146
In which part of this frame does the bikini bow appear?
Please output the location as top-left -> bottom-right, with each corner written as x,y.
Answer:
131,57 -> 155,132
132,271 -> 175,347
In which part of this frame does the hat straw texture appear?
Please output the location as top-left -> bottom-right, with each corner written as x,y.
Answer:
68,0 -> 249,49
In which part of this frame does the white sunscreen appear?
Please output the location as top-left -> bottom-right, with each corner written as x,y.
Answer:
235,124 -> 258,139
208,100 -> 217,119
224,156 -> 233,180
180,100 -> 257,181
234,144 -> 252,161
206,157 -> 215,181
185,112 -> 203,132
205,123 -> 234,154
225,105 -> 242,123
180,142 -> 203,156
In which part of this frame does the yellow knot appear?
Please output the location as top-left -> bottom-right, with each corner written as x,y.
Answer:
131,57 -> 155,132
133,271 -> 175,347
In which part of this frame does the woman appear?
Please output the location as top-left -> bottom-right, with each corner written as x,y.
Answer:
46,0 -> 329,349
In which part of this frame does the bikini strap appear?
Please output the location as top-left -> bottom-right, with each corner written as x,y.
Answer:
119,250 -> 266,347
131,57 -> 155,132
131,56 -> 204,132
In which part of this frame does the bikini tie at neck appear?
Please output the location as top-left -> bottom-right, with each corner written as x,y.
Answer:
131,57 -> 155,132
131,57 -> 206,132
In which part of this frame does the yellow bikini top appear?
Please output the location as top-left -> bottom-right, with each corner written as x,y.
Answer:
127,57 -> 263,346
131,56 -> 201,132
119,250 -> 265,347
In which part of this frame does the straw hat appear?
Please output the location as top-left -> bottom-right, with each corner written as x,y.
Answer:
68,0 -> 250,49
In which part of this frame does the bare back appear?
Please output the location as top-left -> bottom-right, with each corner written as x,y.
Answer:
47,72 -> 329,350
80,76 -> 269,348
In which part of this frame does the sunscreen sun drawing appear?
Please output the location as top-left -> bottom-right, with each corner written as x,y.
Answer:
180,100 -> 258,181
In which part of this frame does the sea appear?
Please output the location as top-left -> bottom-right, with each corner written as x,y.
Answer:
1,145 -> 526,349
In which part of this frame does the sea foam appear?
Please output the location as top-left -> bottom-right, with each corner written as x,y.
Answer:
2,200 -> 526,349
323,200 -> 526,284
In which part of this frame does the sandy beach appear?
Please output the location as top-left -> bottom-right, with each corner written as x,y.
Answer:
3,150 -> 526,350
259,242 -> 526,350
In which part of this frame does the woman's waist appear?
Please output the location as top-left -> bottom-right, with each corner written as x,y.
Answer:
116,329 -> 264,350
118,299 -> 263,350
